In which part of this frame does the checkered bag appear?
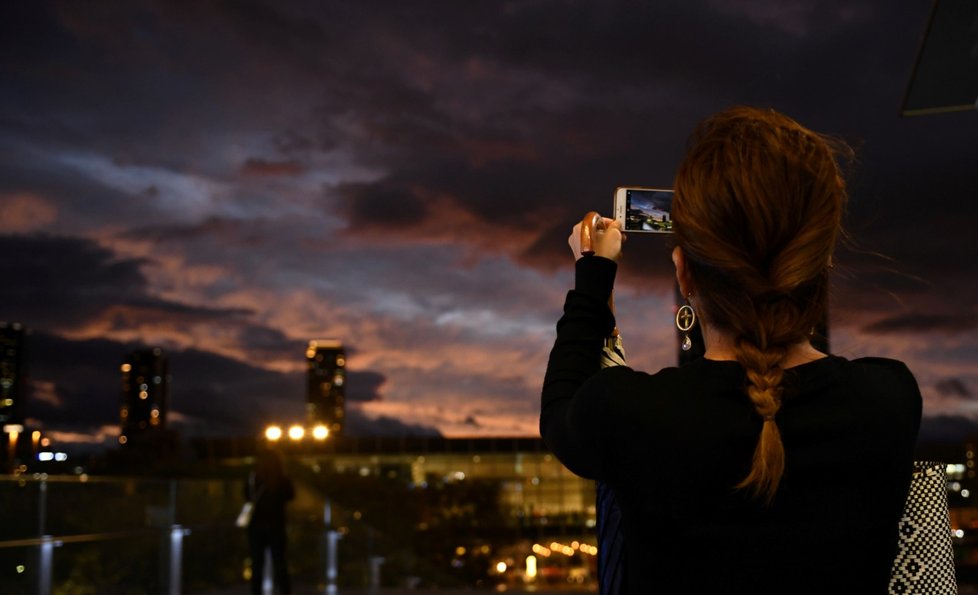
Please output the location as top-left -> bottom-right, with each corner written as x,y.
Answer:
888,461 -> 957,594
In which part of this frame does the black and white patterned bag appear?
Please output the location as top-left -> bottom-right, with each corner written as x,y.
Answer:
889,461 -> 957,595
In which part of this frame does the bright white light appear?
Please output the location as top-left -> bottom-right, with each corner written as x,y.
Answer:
38,452 -> 54,462
955,529 -> 965,538
265,426 -> 283,441
525,555 -> 537,579
495,561 -> 507,574
54,452 -> 67,462
312,425 -> 329,440
288,425 -> 305,441
963,489 -> 971,498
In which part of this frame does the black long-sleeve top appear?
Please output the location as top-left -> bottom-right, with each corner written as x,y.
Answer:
541,256 -> 922,595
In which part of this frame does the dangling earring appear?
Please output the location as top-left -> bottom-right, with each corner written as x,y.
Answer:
676,295 -> 696,352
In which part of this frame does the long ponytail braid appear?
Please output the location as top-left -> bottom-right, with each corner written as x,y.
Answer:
673,107 -> 849,504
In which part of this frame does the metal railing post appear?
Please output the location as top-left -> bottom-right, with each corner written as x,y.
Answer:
368,556 -> 385,593
263,549 -> 273,595
167,525 -> 190,595
37,477 -> 50,595
326,531 -> 341,595
38,535 -> 54,595
324,499 -> 341,595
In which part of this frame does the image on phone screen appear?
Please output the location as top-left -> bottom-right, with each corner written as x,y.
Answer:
617,188 -> 674,233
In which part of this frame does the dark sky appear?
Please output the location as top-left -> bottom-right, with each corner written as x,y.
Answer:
1,0 -> 976,449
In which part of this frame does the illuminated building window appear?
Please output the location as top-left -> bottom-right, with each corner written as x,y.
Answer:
306,340 -> 346,435
120,348 -> 169,442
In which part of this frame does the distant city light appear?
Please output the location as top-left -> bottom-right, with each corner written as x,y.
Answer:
312,425 -> 329,440
525,555 -> 537,579
495,561 -> 507,574
288,425 -> 304,441
265,426 -> 283,441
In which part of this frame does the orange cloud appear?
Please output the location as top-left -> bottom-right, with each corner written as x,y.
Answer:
240,158 -> 306,177
0,193 -> 58,232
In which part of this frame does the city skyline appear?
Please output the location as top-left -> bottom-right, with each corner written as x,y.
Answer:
1,1 -> 977,451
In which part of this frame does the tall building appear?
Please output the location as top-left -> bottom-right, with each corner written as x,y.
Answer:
119,347 -> 169,446
0,322 -> 28,428
306,339 -> 346,435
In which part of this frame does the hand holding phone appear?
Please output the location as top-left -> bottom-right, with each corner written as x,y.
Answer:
569,213 -> 623,261
613,187 -> 674,233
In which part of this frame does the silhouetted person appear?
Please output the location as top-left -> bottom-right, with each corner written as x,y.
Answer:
245,448 -> 295,595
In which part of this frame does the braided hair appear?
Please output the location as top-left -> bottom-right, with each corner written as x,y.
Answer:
672,106 -> 851,504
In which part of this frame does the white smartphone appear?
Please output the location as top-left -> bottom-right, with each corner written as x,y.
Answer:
613,187 -> 674,233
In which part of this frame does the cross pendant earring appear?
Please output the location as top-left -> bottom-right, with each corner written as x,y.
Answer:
676,302 -> 696,352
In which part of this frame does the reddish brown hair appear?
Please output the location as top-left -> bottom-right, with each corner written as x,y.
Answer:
673,106 -> 851,504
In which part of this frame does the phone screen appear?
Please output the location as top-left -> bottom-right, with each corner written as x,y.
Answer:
621,188 -> 674,233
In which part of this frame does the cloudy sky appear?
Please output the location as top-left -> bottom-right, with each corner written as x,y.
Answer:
1,0 -> 976,449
